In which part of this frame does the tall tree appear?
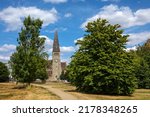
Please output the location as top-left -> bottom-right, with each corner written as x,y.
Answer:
135,39 -> 150,89
0,62 -> 9,82
10,16 -> 48,85
67,19 -> 137,95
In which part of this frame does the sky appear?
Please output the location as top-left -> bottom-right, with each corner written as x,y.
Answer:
0,0 -> 150,63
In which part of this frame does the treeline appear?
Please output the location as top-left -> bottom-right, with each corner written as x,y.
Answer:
64,18 -> 150,95
133,39 -> 150,89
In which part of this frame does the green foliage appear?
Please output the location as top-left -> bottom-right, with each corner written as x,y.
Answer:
66,19 -> 137,95
10,16 -> 48,85
135,59 -> 150,89
0,62 -> 9,82
135,39 -> 150,89
60,71 -> 65,80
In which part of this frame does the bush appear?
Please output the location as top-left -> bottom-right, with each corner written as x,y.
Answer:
0,62 -> 9,82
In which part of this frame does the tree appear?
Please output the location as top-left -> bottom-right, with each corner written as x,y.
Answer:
135,59 -> 150,88
60,71 -> 66,80
0,62 -> 9,82
66,19 -> 137,95
10,16 -> 48,85
135,39 -> 150,89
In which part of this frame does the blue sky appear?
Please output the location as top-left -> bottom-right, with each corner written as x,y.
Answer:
0,0 -> 150,63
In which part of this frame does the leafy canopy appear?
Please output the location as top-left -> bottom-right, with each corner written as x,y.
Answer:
135,39 -> 150,89
10,16 -> 48,85
66,19 -> 137,95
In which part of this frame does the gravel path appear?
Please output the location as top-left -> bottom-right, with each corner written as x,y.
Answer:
33,84 -> 79,100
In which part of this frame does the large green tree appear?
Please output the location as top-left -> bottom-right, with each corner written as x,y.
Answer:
135,39 -> 150,89
67,19 -> 137,95
10,16 -> 48,85
0,62 -> 9,82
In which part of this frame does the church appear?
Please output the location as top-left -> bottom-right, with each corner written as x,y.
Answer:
47,31 -> 66,81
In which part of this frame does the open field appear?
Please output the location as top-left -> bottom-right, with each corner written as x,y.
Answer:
45,82 -> 150,100
0,82 -> 150,100
0,83 -> 60,100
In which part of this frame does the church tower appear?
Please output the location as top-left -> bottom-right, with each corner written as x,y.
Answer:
52,31 -> 62,81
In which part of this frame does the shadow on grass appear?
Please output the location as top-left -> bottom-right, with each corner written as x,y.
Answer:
64,89 -> 134,97
64,89 -> 77,93
0,94 -> 14,99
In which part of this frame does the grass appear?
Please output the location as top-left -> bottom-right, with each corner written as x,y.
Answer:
0,83 -> 60,100
46,82 -> 150,100
1,82 -> 150,100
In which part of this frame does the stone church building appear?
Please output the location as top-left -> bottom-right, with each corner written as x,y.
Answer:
47,31 -> 66,81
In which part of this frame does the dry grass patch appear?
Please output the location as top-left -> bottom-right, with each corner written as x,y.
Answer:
46,82 -> 150,100
0,83 -> 60,100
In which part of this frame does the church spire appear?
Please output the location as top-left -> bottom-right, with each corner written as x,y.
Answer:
53,31 -> 60,52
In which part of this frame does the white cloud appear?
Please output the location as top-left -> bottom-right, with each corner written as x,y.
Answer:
43,0 -> 67,4
126,46 -> 137,51
74,37 -> 83,44
81,4 -> 150,29
73,37 -> 84,51
0,56 -> 10,62
0,36 -> 75,63
39,35 -> 53,54
0,44 -> 16,62
40,35 -> 76,53
0,44 -> 16,52
60,46 -> 75,53
64,13 -> 72,18
61,58 -> 71,64
0,6 -> 58,31
127,32 -> 150,47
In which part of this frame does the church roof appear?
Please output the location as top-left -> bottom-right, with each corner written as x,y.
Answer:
53,31 -> 60,52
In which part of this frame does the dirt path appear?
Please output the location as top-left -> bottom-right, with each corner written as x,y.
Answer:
33,83 -> 79,100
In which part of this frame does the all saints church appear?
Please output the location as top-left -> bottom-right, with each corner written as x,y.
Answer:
47,31 -> 66,81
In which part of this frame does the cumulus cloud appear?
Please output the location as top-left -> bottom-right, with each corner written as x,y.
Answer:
43,0 -> 67,4
73,37 -> 84,51
126,46 -> 137,51
74,37 -> 83,44
39,35 -> 53,53
64,13 -> 72,18
0,36 -> 76,63
0,56 -> 10,62
0,44 -> 16,52
60,46 -> 75,53
40,35 -> 75,53
81,4 -> 150,29
0,6 -> 58,31
61,58 -> 71,64
0,44 -> 16,62
127,32 -> 150,47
